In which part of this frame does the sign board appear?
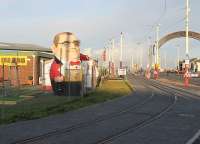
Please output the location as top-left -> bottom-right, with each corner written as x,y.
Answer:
190,73 -> 199,78
118,68 -> 126,76
185,59 -> 190,65
0,56 -> 28,66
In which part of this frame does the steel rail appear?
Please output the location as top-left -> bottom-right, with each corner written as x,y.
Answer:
11,82 -> 154,144
94,75 -> 177,144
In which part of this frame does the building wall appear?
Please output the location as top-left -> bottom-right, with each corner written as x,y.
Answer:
197,62 -> 200,72
0,56 -> 34,86
0,50 -> 54,87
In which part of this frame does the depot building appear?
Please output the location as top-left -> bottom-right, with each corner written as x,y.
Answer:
0,42 -> 53,86
0,42 -> 93,89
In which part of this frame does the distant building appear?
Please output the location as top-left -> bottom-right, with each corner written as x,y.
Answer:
0,42 -> 53,86
178,58 -> 200,73
0,42 -> 99,93
190,58 -> 200,72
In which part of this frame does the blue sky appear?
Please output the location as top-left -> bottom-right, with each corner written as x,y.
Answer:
0,0 -> 200,68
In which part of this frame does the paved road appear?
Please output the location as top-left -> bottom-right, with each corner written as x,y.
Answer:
0,75 -> 200,144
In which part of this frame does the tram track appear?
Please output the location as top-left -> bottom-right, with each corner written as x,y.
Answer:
143,76 -> 200,100
12,75 -> 181,144
94,98 -> 176,144
129,74 -> 200,99
11,80 -> 154,144
92,75 -> 177,144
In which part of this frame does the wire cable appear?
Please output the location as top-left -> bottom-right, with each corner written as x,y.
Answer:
162,17 -> 185,34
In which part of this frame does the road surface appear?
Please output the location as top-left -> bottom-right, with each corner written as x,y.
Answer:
0,74 -> 200,144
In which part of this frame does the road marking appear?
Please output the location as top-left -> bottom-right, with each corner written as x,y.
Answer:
186,129 -> 200,144
175,95 -> 178,101
178,113 -> 195,118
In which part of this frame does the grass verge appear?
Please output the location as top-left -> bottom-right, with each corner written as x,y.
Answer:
0,80 -> 132,125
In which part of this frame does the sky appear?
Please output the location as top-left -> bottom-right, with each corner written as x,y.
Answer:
0,0 -> 200,68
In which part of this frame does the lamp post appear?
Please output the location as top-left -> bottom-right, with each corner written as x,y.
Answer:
184,0 -> 190,87
185,0 -> 189,60
148,36 -> 152,68
112,38 -> 115,76
120,32 -> 123,69
140,46 -> 143,69
32,54 -> 35,86
136,42 -> 141,72
156,24 -> 160,66
176,44 -> 180,71
108,39 -> 112,75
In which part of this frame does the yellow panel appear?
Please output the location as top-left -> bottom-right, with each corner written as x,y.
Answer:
0,56 -> 28,66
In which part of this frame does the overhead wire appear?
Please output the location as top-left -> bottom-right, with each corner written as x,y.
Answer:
152,0 -> 167,27
161,17 -> 185,34
139,0 -> 167,43
141,1 -> 187,42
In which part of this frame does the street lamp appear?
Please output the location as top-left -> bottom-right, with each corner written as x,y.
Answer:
176,44 -> 180,71
136,42 -> 141,71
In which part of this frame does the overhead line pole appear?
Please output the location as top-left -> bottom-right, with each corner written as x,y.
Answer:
131,55 -> 133,72
120,32 -> 123,69
140,47 -> 143,69
185,0 -> 189,60
112,38 -> 115,64
112,38 -> 115,76
164,52 -> 167,69
184,0 -> 190,87
156,25 -> 160,66
108,40 -> 111,74
108,41 -> 111,62
176,45 -> 180,70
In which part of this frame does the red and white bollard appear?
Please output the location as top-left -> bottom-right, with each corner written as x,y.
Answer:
154,70 -> 158,80
183,64 -> 190,87
184,70 -> 190,87
145,64 -> 151,79
154,64 -> 159,80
